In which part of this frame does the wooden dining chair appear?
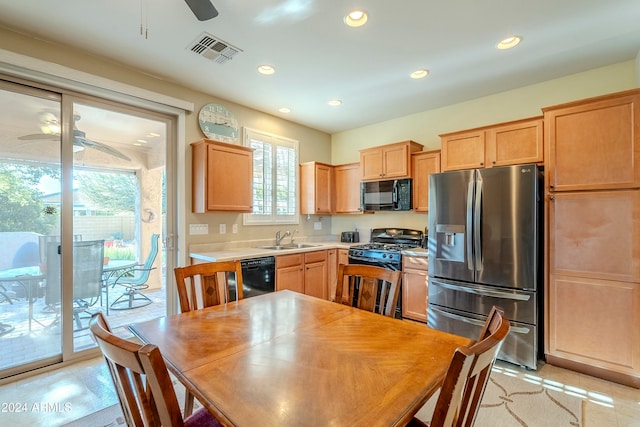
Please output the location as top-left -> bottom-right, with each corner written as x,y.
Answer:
408,306 -> 511,427
174,260 -> 243,313
88,312 -> 222,427
173,260 -> 243,415
335,263 -> 402,317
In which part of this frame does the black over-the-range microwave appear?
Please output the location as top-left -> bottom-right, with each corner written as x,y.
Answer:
360,178 -> 412,211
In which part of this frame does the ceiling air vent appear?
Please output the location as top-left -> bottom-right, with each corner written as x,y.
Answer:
188,32 -> 242,64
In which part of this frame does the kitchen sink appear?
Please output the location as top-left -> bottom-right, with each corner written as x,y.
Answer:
259,244 -> 318,250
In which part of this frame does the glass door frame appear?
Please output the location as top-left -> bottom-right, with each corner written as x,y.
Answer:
0,74 -> 180,378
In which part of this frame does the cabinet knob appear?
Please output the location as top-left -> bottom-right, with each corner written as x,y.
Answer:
549,185 -> 554,189
492,161 -> 496,165
480,162 -> 484,166
549,196 -> 555,201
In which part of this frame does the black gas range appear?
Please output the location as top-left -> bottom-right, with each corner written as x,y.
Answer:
348,228 -> 424,268
347,228 -> 424,319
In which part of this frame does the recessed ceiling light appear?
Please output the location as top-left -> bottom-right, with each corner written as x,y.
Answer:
328,99 -> 342,107
279,107 -> 291,113
344,10 -> 368,27
410,69 -> 429,79
147,132 -> 160,137
497,36 -> 521,50
136,139 -> 148,144
258,65 -> 275,75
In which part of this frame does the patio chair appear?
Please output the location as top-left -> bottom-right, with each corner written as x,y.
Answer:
44,240 -> 105,331
109,234 -> 159,310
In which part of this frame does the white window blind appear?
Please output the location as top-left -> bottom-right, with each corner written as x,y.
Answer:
243,128 -> 298,225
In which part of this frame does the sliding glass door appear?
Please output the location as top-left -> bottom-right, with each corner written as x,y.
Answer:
0,82 -> 62,374
0,79 -> 172,377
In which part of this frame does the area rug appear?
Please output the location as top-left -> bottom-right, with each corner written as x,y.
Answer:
65,370 -> 583,427
417,368 -> 583,427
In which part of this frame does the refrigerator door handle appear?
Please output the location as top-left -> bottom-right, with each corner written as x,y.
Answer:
466,180 -> 474,271
474,177 -> 483,272
431,306 -> 530,334
432,279 -> 531,301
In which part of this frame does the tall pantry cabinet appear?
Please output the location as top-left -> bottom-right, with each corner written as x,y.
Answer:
543,89 -> 640,388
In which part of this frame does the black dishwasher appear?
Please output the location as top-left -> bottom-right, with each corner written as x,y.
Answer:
234,256 -> 275,299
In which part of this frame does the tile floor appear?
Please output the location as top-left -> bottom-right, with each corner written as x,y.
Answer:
0,356 -> 638,426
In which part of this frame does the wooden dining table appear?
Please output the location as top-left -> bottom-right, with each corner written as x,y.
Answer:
129,290 -> 472,427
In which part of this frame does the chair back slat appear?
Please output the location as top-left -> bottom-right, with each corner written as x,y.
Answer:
174,261 -> 243,313
89,312 -> 186,427
336,264 -> 401,317
429,306 -> 510,427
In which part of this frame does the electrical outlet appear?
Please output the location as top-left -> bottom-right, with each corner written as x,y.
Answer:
219,224 -> 226,234
189,224 -> 208,235
314,221 -> 322,230
232,224 -> 238,234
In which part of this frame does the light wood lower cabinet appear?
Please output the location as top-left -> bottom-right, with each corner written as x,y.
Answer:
276,250 -> 328,299
402,255 -> 428,322
547,274 -> 640,387
547,188 -> 640,387
275,253 -> 305,294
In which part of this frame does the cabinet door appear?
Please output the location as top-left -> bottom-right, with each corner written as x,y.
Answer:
486,118 -> 543,167
382,144 -> 409,178
206,143 -> 253,211
300,162 -> 333,215
545,91 -> 640,191
327,249 -> 338,300
548,189 -> 640,283
305,261 -> 327,299
548,274 -> 640,376
412,151 -> 441,212
402,269 -> 428,322
440,130 -> 485,171
276,254 -> 304,293
335,163 -> 362,213
360,148 -> 383,180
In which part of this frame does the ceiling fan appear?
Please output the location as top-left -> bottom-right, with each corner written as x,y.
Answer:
184,0 -> 218,21
18,112 -> 132,161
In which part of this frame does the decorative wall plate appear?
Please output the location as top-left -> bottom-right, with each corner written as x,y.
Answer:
198,103 -> 239,144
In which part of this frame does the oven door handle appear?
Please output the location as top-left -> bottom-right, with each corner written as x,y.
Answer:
432,280 -> 530,301
430,306 -> 530,334
348,255 -> 375,264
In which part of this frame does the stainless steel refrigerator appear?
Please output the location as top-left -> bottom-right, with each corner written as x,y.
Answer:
427,163 -> 542,370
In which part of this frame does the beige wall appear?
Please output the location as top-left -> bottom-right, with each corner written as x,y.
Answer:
330,60 -> 639,237
2,25 -> 639,246
0,26 -> 332,248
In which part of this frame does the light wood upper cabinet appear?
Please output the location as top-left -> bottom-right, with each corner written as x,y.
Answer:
360,140 -> 423,180
300,162 -> 334,215
411,150 -> 441,213
440,117 -> 543,171
334,163 -> 362,214
440,130 -> 485,171
544,90 -> 640,191
191,139 -> 253,213
402,255 -> 429,323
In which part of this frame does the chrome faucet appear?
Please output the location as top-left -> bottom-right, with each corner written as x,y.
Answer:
289,229 -> 298,244
275,230 -> 290,246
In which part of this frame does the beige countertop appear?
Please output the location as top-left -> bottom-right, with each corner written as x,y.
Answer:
190,242 -> 354,263
190,241 -> 427,263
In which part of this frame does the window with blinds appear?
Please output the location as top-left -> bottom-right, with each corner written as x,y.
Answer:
243,128 -> 299,224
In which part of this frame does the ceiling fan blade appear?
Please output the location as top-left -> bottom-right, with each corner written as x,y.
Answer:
184,0 -> 218,21
18,133 -> 59,141
76,137 -> 131,161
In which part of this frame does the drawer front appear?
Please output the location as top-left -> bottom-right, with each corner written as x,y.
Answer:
403,256 -> 428,271
276,253 -> 304,268
305,250 -> 327,264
